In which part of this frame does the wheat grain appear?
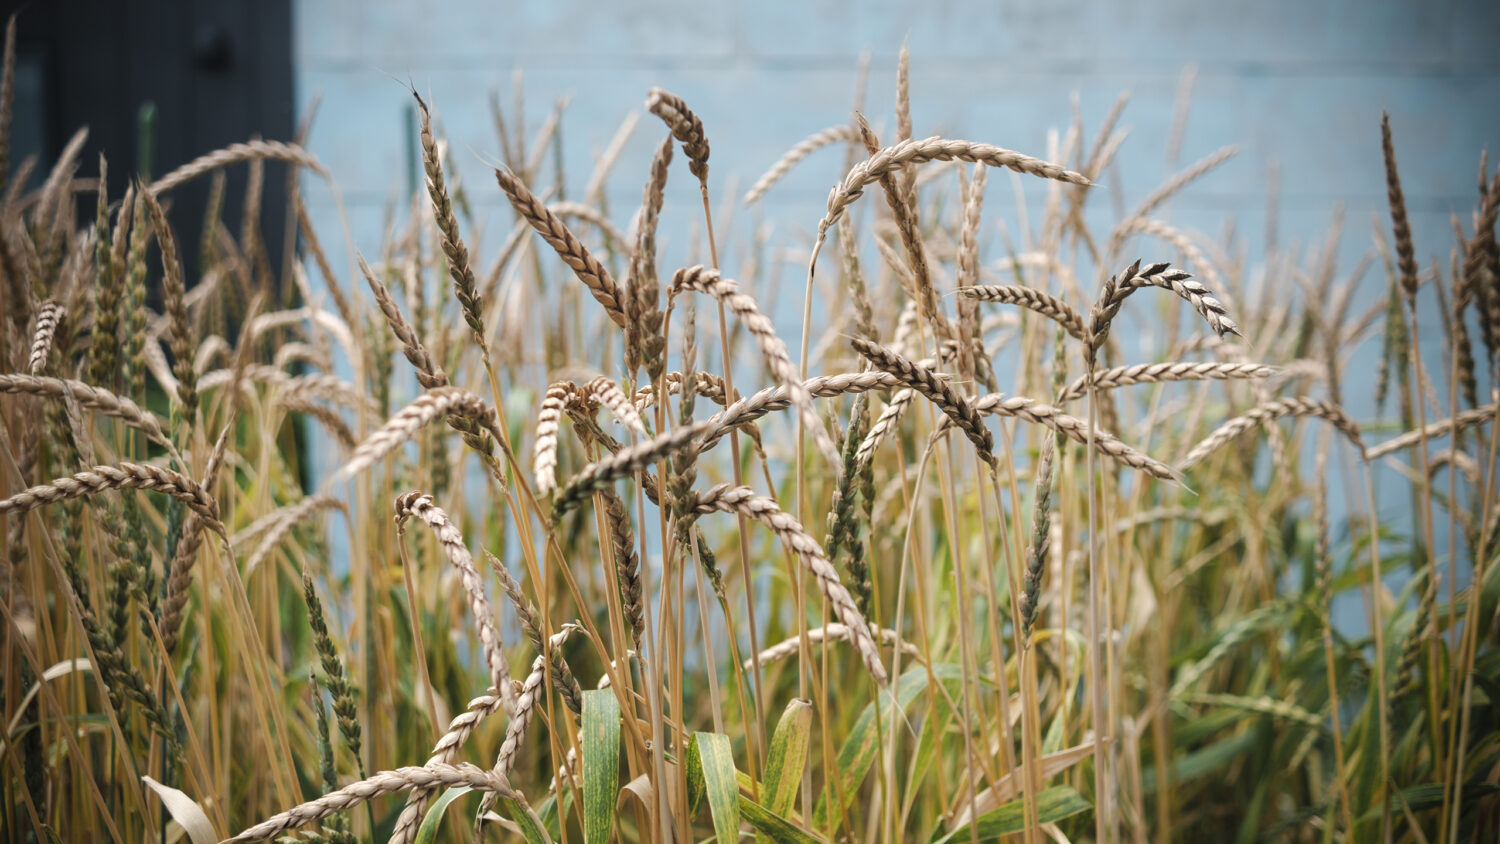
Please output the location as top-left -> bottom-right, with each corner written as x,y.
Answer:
533,382 -> 576,498
331,388 -> 500,486
1366,404 -> 1496,459
148,140 -> 327,198
646,87 -> 709,184
552,419 -> 714,518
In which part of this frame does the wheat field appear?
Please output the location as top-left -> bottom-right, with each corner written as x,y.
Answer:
2,27 -> 1497,844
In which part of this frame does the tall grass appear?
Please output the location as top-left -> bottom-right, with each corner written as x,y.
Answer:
2,28 -> 1497,844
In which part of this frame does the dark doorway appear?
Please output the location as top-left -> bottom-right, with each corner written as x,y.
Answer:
0,0 -> 294,274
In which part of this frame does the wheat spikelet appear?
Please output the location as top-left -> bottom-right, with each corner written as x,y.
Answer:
858,116 -> 955,345
626,133 -> 672,378
532,382 -> 576,498
1108,260 -> 1240,340
1110,145 -> 1239,253
852,337 -> 994,466
229,763 -> 516,842
744,623 -> 920,670
1366,404 -> 1497,459
745,124 -> 857,205
552,419 -> 714,518
1057,361 -> 1275,403
279,396 -> 355,450
388,688 -> 510,844
688,483 -> 887,685
586,375 -> 647,436
0,462 -> 223,537
395,491 -> 514,715
632,370 -> 731,413
855,388 -> 916,473
961,285 -> 1088,343
0,375 -> 172,451
600,488 -> 644,651
26,300 -> 61,376
1019,432 -> 1055,641
968,393 -> 1178,481
331,388 -> 499,485
495,164 -> 626,326
696,370 -> 911,454
413,92 -> 487,353
148,140 -> 328,198
240,495 -> 346,576
141,188 -> 197,420
646,87 -> 709,184
672,264 -> 840,465
1178,397 -> 1366,470
1381,114 -> 1420,303
358,253 -> 447,388
813,136 -> 1089,262
474,625 -> 578,820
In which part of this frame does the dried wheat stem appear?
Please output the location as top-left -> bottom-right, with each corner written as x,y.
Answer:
744,124 -> 857,205
688,484 -> 887,685
1179,397 -> 1367,470
672,264 -> 841,465
0,462 -> 223,536
229,763 -> 516,842
395,491 -> 514,711
1057,361 -> 1275,403
495,164 -> 627,326
961,285 -> 1088,343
